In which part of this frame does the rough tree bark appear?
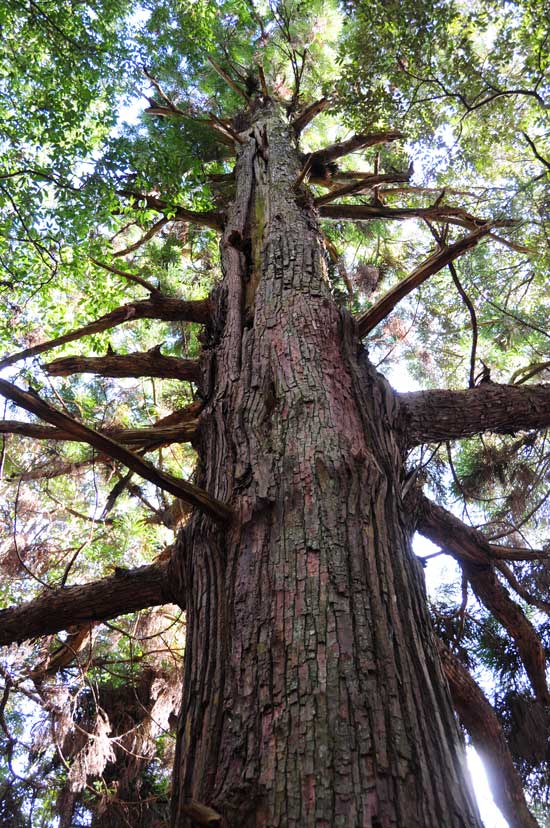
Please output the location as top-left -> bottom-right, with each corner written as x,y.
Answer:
167,101 -> 482,827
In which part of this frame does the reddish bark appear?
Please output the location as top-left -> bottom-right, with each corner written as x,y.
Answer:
168,102 -> 482,828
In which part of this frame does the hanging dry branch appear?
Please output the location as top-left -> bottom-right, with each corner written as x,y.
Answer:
438,640 -> 540,828
0,380 -> 231,523
418,495 -> 549,704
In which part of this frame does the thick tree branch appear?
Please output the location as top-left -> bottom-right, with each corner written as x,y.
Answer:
310,130 -> 403,164
319,202 -> 514,231
314,171 -> 411,204
418,495 -> 549,704
0,563 -> 173,647
118,190 -> 224,231
399,383 -> 550,446
487,545 -> 550,562
356,226 -> 491,338
307,169 -> 411,189
0,296 -> 211,370
45,349 -> 200,382
0,380 -> 231,523
438,641 -> 540,828
292,97 -> 330,134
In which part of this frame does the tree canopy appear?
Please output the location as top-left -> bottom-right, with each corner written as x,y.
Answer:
0,0 -> 549,825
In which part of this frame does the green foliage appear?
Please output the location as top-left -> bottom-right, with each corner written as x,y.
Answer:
0,0 -> 549,824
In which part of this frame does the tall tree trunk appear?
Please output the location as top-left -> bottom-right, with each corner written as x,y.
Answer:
169,102 -> 482,827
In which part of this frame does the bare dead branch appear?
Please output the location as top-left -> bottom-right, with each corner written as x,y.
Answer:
89,258 -> 160,294
314,172 -> 411,204
319,202 -> 515,231
0,405 -> 199,450
356,225 -> 491,338
28,624 -> 95,679
292,97 -> 330,134
207,56 -> 249,101
438,640 -> 540,828
0,296 -> 210,371
0,563 -> 173,646
0,380 -> 231,523
310,130 -> 404,164
312,169 -> 411,189
112,216 -> 168,258
118,189 -> 224,231
511,360 -> 550,385
45,349 -> 200,382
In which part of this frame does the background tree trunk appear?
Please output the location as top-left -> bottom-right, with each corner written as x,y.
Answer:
168,103 -> 482,827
